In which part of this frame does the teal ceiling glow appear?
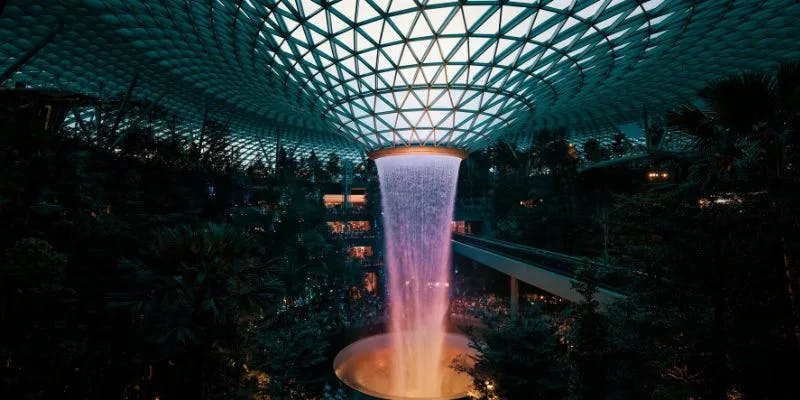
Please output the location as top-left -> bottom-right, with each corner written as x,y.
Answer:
2,1 -> 800,158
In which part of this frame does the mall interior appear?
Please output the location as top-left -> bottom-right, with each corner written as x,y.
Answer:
2,1 -> 800,399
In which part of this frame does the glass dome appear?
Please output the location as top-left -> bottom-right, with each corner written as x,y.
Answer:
2,0 -> 800,158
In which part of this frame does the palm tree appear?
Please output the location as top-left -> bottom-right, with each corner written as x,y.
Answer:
666,62 -> 800,352
667,64 -> 800,188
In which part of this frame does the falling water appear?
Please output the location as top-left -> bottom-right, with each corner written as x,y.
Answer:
376,154 -> 462,398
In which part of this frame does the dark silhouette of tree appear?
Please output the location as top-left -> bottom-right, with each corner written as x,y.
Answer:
582,138 -> 610,163
325,152 -> 342,181
305,150 -> 326,182
0,93 -> 355,399
565,261 -> 610,400
610,133 -> 632,157
456,307 -> 568,400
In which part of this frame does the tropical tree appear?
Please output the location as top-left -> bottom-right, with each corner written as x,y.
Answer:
582,138 -> 610,163
304,149 -> 327,182
666,64 -> 800,189
325,152 -> 342,181
456,307 -> 568,400
564,261 -> 610,400
666,63 -> 800,350
109,223 -> 280,399
606,185 -> 800,399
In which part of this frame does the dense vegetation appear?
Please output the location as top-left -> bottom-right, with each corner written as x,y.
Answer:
459,63 -> 800,399
3,62 -> 800,400
0,100 -> 377,399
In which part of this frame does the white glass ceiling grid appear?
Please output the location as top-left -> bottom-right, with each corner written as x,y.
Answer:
2,1 -> 800,158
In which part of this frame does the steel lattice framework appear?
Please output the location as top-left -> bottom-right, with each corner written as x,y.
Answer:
2,0 -> 800,161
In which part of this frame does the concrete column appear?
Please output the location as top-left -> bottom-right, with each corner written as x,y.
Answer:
510,276 -> 519,316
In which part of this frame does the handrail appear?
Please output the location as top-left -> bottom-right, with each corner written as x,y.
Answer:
451,233 -> 626,294
453,233 -> 606,265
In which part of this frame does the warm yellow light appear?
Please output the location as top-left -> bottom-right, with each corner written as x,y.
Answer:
368,146 -> 469,160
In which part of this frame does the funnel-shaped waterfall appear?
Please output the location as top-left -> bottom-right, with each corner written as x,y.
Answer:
375,154 -> 462,398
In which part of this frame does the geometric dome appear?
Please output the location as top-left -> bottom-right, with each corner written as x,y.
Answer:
2,1 -> 800,158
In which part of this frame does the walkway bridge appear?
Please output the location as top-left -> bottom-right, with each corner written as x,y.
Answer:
451,233 -> 626,311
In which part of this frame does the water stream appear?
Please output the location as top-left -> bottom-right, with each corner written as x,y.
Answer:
375,154 -> 462,398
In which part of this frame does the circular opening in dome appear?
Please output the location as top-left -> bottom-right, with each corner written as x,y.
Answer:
367,147 -> 469,160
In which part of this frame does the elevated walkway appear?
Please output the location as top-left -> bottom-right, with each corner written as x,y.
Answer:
451,233 -> 626,309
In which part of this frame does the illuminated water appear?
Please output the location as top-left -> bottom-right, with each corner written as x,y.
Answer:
333,333 -> 474,400
375,154 -> 462,398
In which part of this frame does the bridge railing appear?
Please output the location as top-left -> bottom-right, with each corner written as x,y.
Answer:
451,233 -> 628,294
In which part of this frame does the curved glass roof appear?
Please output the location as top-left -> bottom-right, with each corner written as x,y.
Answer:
2,1 -> 800,158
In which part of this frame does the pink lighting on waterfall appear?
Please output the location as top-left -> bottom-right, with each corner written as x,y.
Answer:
376,154 -> 462,398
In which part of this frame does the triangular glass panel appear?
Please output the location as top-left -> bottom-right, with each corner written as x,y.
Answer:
423,6 -> 454,33
357,1 -> 381,23
474,8 -> 501,35
441,9 -> 466,35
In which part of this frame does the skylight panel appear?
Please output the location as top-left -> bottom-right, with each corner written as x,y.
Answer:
643,0 -> 666,13
441,9 -> 466,35
329,10 -> 350,33
547,0 -> 574,11
389,11 -> 416,37
532,23 -> 559,42
308,10 -> 328,34
357,2 -> 380,22
575,1 -> 603,20
553,33 -> 577,50
381,21 -> 403,43
340,55 -> 357,74
595,12 -> 622,30
337,0 -> 358,22
382,43 -> 404,62
408,38 -> 432,60
48,0 -> 792,153
475,42 -> 496,63
361,19 -> 384,40
650,13 -> 673,26
534,63 -> 551,75
410,14 -> 434,38
467,36 -> 491,59
505,14 -> 535,38
568,43 -> 591,57
398,66 -> 416,83
360,48 -> 378,68
475,9 -> 501,35
463,5 -> 492,33
650,30 -> 666,40
607,28 -> 629,41
423,6 -> 454,33
428,109 -> 449,124
420,65 -> 439,82
562,16 -> 581,31
627,5 -> 645,19
399,44 -> 418,65
388,0 -> 416,14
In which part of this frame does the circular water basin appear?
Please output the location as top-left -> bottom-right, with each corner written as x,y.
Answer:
333,333 -> 475,400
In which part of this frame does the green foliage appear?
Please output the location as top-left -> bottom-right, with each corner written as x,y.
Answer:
582,138 -> 610,163
565,262 -> 610,400
457,307 -> 568,400
0,96 -> 355,399
326,152 -> 342,180
459,62 -> 800,400
246,308 -> 333,399
1,237 -> 67,289
605,186 -> 800,399
322,383 -> 349,400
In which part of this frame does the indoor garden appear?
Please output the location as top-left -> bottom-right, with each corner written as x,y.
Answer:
1,1 -> 800,399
